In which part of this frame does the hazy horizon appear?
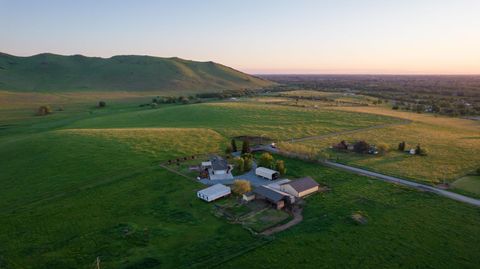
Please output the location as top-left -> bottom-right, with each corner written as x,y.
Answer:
1,0 -> 479,75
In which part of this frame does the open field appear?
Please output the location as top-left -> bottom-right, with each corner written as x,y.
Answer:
1,98 -> 480,268
222,155 -> 480,269
295,106 -> 480,192
65,102 -> 400,140
453,175 -> 480,196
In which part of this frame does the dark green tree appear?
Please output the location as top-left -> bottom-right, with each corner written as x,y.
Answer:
241,140 -> 251,154
231,139 -> 238,152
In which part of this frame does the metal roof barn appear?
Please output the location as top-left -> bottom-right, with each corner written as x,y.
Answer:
197,184 -> 231,202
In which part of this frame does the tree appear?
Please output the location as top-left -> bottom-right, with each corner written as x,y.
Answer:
233,157 -> 244,173
243,156 -> 253,171
353,141 -> 370,154
477,167 -> 480,175
231,139 -> 238,152
98,101 -> 106,108
275,160 -> 287,175
398,141 -> 406,151
415,144 -> 427,156
232,179 -> 251,195
241,140 -> 251,154
258,152 -> 274,168
225,145 -> 233,155
37,105 -> 52,116
377,143 -> 389,155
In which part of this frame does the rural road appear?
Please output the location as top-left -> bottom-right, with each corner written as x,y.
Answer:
256,146 -> 480,208
324,161 -> 480,207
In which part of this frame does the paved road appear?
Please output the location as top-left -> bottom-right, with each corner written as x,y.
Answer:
256,146 -> 480,208
199,158 -> 286,187
324,161 -> 480,207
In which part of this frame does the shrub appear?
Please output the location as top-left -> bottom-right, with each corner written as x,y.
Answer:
477,167 -> 480,175
231,139 -> 237,152
377,143 -> 389,155
275,160 -> 287,175
225,145 -> 233,154
353,141 -> 370,154
243,156 -> 253,171
232,180 -> 251,195
258,152 -> 274,168
233,157 -> 244,173
398,141 -> 406,151
415,144 -> 427,156
98,101 -> 106,108
37,105 -> 52,116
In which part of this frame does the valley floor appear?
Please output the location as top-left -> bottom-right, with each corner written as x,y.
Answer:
0,94 -> 479,268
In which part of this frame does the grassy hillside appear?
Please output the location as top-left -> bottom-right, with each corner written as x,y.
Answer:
0,52 -> 274,92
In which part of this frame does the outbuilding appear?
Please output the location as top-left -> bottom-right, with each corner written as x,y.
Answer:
280,177 -> 319,198
253,186 -> 288,209
255,167 -> 280,180
197,184 -> 231,202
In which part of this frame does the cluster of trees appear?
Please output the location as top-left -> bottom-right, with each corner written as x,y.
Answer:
398,141 -> 427,156
195,89 -> 260,99
225,139 -> 250,155
258,152 -> 287,175
232,179 -> 251,195
151,95 -> 201,105
232,154 -> 253,174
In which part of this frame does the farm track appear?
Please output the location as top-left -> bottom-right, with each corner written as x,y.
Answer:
261,207 -> 303,236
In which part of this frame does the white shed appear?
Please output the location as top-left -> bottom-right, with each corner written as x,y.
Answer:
255,167 -> 280,180
197,184 -> 231,202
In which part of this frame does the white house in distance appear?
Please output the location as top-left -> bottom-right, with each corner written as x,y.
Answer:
202,155 -> 233,180
255,167 -> 280,180
280,177 -> 319,198
197,184 -> 231,202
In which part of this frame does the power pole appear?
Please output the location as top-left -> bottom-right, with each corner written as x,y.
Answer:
96,257 -> 101,269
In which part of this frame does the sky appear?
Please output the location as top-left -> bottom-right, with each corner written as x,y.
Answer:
1,0 -> 479,74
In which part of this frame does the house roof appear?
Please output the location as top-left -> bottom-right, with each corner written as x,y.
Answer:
197,184 -> 231,197
256,167 -> 279,175
286,177 -> 319,192
210,155 -> 228,170
253,186 -> 286,203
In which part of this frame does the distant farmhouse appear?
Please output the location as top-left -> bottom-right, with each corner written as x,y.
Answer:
202,155 -> 233,180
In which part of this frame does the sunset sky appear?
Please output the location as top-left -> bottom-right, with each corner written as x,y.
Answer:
1,0 -> 479,74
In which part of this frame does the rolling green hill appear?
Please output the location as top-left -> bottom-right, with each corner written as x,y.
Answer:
0,52 -> 275,92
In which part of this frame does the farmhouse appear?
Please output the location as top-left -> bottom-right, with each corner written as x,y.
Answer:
255,167 -> 280,180
280,177 -> 319,198
197,184 -> 231,202
253,185 -> 290,209
202,155 -> 233,180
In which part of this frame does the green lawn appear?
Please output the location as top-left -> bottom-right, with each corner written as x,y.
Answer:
453,175 -> 480,197
221,155 -> 480,269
